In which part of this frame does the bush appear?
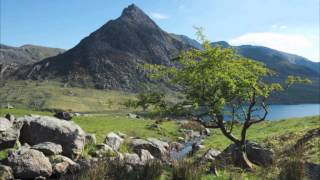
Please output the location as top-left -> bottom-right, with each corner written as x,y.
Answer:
172,159 -> 204,180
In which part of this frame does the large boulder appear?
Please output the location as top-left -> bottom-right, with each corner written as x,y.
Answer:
104,132 -> 124,151
31,142 -> 63,156
18,115 -> 86,159
6,148 -> 52,179
132,138 -> 169,160
0,118 -> 19,150
218,141 -> 273,167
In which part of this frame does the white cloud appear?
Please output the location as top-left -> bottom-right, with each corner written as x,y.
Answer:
280,25 -> 288,29
229,32 -> 319,61
149,12 -> 169,20
271,24 -> 288,30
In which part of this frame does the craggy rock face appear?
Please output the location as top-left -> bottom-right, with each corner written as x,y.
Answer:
6,149 -> 52,179
17,115 -> 86,160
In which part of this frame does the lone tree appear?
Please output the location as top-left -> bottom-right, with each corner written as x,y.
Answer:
144,29 -> 310,169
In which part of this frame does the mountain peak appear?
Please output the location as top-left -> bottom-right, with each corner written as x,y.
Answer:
121,4 -> 147,19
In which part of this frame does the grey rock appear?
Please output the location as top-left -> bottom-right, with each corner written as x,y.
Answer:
32,142 -> 63,156
5,114 -> 15,122
85,133 -> 97,145
128,113 -> 140,119
6,149 -> 52,179
123,153 -> 141,165
18,115 -> 86,160
104,132 -> 123,151
0,165 -> 13,180
54,112 -> 73,121
200,148 -> 221,163
0,118 -> 12,132
49,155 -> 79,176
132,138 -> 169,160
90,144 -> 113,157
218,141 -> 273,167
0,122 -> 19,150
139,149 -> 154,164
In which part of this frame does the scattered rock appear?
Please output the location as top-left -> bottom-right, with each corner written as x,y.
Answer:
123,153 -> 141,166
0,118 -> 12,132
128,113 -> 140,119
49,155 -> 80,176
4,114 -> 15,122
85,133 -> 97,145
132,138 -> 169,160
116,132 -> 127,138
104,132 -> 124,151
139,149 -> 154,164
203,128 -> 211,136
0,119 -> 19,150
0,164 -> 13,180
18,115 -> 86,160
31,142 -> 63,156
90,144 -> 113,157
6,149 -> 52,179
200,148 -> 221,163
54,112 -> 73,121
148,123 -> 161,130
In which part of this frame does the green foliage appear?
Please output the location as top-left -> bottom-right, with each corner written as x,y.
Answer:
145,29 -> 281,116
136,92 -> 166,111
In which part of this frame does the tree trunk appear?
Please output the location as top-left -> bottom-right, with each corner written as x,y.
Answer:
232,144 -> 254,169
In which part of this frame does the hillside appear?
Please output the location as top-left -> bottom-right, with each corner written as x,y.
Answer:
0,44 -> 65,79
15,4 -> 191,91
210,42 -> 320,104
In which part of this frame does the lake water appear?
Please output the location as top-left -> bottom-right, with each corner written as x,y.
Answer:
263,104 -> 320,120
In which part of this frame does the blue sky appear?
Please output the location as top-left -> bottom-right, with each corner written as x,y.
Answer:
1,0 -> 319,61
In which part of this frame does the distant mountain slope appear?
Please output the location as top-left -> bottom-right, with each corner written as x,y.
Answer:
211,41 -> 320,104
211,41 -> 320,74
0,44 -> 65,65
17,4 -> 190,91
170,34 -> 203,50
0,44 -> 65,79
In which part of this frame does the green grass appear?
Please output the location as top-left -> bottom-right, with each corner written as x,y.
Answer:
0,80 -> 136,112
73,114 -> 181,143
202,116 -> 320,152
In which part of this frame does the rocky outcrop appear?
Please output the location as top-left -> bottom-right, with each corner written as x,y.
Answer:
18,115 -> 86,159
6,148 -> 52,179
